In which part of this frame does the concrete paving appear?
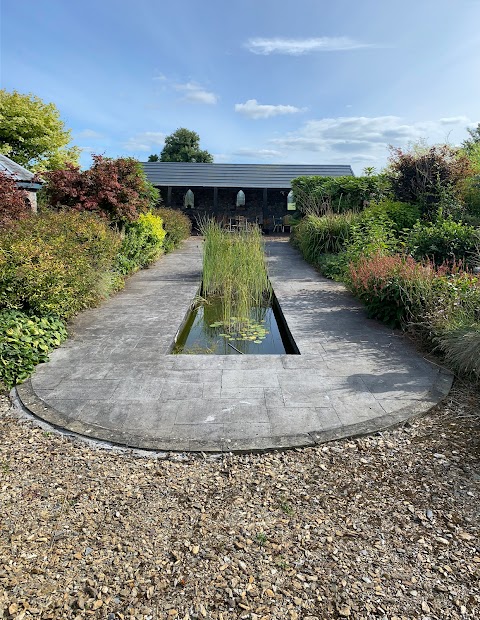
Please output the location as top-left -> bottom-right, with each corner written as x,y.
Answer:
14,237 -> 453,452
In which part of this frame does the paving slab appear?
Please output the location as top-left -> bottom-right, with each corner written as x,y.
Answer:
14,237 -> 453,452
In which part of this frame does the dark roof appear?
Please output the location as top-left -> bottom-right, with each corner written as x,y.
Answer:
141,162 -> 354,188
0,154 -> 42,189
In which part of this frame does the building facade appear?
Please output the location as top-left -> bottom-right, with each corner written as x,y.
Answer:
141,162 -> 354,231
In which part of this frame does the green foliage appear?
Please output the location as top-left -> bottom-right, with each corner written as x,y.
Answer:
345,211 -> 398,267
156,128 -> 213,163
291,175 -> 389,214
0,211 -> 121,318
155,207 -> 192,252
115,212 -> 166,275
363,199 -> 420,234
386,143 -> 473,219
291,212 -> 360,262
0,89 -> 79,171
463,174 -> 480,220
407,217 -> 480,267
0,311 -> 67,388
200,220 -> 270,329
316,252 -> 350,281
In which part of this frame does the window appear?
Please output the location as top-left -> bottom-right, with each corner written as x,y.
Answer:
236,189 -> 245,207
184,189 -> 194,208
287,190 -> 296,211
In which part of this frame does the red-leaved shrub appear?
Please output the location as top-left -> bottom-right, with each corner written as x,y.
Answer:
348,253 -> 437,327
43,155 -> 159,225
0,171 -> 31,229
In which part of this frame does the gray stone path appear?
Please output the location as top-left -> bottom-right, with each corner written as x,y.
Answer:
15,237 -> 452,452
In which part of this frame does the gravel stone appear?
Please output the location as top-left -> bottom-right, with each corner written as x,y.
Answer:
0,381 -> 479,619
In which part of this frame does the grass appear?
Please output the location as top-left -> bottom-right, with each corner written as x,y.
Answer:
200,219 -> 271,331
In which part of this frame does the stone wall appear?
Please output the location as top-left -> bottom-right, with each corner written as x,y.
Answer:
157,186 -> 292,231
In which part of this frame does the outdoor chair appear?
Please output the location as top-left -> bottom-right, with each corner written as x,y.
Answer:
273,216 -> 284,233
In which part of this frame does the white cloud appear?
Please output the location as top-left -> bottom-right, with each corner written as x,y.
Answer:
174,82 -> 218,104
245,36 -> 376,56
76,129 -> 104,139
153,73 -> 167,81
268,115 -> 472,171
439,116 -> 470,125
123,131 -> 165,152
235,99 -> 302,119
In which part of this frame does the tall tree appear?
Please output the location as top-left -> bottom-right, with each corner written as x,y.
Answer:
0,90 -> 79,172
153,128 -> 213,163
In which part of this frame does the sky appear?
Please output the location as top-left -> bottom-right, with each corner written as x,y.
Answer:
1,0 -> 480,174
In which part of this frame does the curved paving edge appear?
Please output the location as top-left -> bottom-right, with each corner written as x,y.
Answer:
11,239 -> 454,453
14,367 -> 452,453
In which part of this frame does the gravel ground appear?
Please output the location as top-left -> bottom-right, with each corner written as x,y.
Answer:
0,382 -> 479,620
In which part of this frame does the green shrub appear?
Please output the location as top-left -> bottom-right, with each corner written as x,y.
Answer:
114,211 -> 166,275
363,199 -> 420,233
0,310 -> 67,389
316,252 -> 350,281
291,175 -> 389,214
345,211 -> 398,268
291,212 -> 360,263
407,217 -> 480,267
155,208 -> 192,252
0,211 -> 121,318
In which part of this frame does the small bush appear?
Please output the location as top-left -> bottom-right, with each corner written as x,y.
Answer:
348,253 -> 436,328
345,212 -> 398,267
407,217 -> 480,267
0,211 -> 121,318
291,212 -> 360,263
316,252 -> 350,281
114,211 -> 166,275
155,207 -> 192,252
436,325 -> 480,379
0,310 -> 67,389
363,199 -> 420,233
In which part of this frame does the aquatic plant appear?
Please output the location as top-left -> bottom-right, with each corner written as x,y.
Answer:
200,219 -> 271,330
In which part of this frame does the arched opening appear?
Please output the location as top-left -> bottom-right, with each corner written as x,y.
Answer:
287,190 -> 296,211
184,189 -> 194,208
236,189 -> 246,207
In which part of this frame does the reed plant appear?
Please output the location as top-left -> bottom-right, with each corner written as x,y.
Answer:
291,211 -> 360,263
199,219 -> 271,329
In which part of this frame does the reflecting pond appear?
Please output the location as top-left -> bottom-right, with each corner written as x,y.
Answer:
172,294 -> 298,355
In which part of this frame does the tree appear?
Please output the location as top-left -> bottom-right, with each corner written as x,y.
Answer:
153,128 -> 213,163
0,172 -> 31,229
462,123 -> 480,152
43,155 -> 159,225
148,154 -> 159,162
0,89 -> 80,172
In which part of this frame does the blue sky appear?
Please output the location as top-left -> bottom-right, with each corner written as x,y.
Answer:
2,0 -> 479,173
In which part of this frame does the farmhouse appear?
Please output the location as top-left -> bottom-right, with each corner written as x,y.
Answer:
141,162 -> 353,230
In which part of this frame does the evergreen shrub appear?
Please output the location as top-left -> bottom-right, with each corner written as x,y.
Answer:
407,218 -> 480,267
155,208 -> 192,252
0,211 -> 121,318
